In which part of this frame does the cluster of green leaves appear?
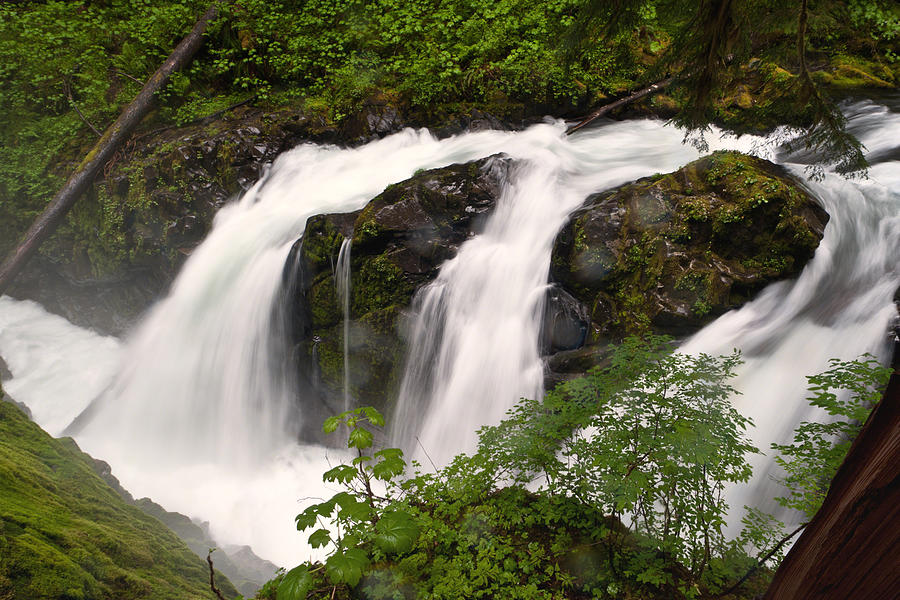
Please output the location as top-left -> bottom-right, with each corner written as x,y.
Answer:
278,407 -> 420,598
273,338 -> 763,599
771,354 -> 891,519
269,338 -> 891,600
475,337 -> 757,580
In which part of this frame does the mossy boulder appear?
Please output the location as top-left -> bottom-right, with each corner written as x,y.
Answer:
549,150 -> 828,376
289,156 -> 511,417
0,396 -> 239,599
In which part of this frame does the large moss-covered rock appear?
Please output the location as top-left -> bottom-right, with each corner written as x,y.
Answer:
548,150 -> 828,376
290,156 -> 510,415
0,397 -> 239,600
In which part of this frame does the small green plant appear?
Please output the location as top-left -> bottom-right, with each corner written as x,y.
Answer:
279,407 -> 418,600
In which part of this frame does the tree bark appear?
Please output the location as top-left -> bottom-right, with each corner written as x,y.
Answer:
0,3 -> 220,295
762,372 -> 900,599
565,77 -> 674,135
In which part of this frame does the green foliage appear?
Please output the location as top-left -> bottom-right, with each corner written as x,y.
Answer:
281,407 -> 420,599
474,336 -> 756,579
267,343 -> 891,600
771,354 -> 891,519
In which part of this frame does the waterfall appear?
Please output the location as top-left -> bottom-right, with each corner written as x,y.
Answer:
0,101 -> 896,566
335,238 -> 353,413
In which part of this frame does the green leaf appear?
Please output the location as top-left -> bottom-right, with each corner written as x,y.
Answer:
332,492 -> 371,522
325,548 -> 369,587
323,464 -> 358,484
294,507 -> 319,531
277,564 -> 314,600
374,510 -> 420,555
308,528 -> 332,549
372,454 -> 406,481
348,427 -> 374,449
323,416 -> 341,434
362,406 -> 385,426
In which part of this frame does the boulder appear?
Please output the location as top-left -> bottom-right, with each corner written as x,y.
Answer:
288,156 -> 511,415
548,150 -> 828,377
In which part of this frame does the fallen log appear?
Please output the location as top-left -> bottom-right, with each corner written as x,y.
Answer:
0,3 -> 220,295
565,77 -> 674,135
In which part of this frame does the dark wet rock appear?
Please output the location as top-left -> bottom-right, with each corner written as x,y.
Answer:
547,150 -> 828,379
289,156 -> 512,414
542,287 -> 591,354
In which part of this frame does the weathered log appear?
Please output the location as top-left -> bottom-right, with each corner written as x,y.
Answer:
565,77 -> 674,135
0,3 -> 220,295
762,372 -> 900,599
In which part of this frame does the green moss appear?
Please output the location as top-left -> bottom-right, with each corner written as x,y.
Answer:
557,151 -> 824,338
0,399 -> 238,599
352,254 -> 416,316
309,273 -> 341,329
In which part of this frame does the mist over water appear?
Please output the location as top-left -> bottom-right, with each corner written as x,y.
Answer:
0,102 -> 896,566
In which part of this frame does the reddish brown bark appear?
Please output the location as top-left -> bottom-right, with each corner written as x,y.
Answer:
0,3 -> 220,295
763,372 -> 900,599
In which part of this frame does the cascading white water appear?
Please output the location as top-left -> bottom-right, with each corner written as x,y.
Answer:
390,123 -> 771,465
0,101 -> 896,567
335,238 -> 353,412
681,100 -> 900,523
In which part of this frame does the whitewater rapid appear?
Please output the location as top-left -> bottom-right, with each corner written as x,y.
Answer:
1,102 -> 897,566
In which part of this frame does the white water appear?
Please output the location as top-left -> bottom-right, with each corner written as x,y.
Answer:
335,238 -> 353,412
0,102 -> 896,566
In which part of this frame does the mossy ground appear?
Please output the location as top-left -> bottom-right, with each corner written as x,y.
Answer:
0,398 -> 237,600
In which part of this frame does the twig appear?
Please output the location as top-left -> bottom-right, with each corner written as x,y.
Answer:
64,79 -> 102,137
565,77 -> 674,135
206,549 -> 227,600
112,68 -> 145,86
415,436 -> 439,473
716,522 -> 808,598
196,94 -> 258,124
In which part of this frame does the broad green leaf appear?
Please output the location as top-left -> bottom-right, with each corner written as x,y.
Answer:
362,406 -> 385,426
374,510 -> 420,555
325,548 -> 369,587
294,507 -> 319,531
323,464 -> 357,484
348,427 -> 373,449
277,564 -> 314,600
308,528 -> 332,549
322,416 -> 341,434
372,455 -> 405,481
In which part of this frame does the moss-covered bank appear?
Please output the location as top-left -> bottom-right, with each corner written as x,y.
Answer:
0,396 -> 238,600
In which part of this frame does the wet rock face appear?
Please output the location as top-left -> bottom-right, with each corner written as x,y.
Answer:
291,150 -> 829,411
11,106 -> 341,335
548,150 -> 828,377
289,156 -> 511,414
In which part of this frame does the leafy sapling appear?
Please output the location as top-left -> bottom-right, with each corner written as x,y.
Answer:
278,407 -> 419,600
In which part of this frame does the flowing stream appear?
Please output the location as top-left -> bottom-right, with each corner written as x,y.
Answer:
0,101 -> 897,566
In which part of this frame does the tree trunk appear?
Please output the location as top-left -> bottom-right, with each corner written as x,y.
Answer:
762,371 -> 900,599
0,3 -> 220,295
